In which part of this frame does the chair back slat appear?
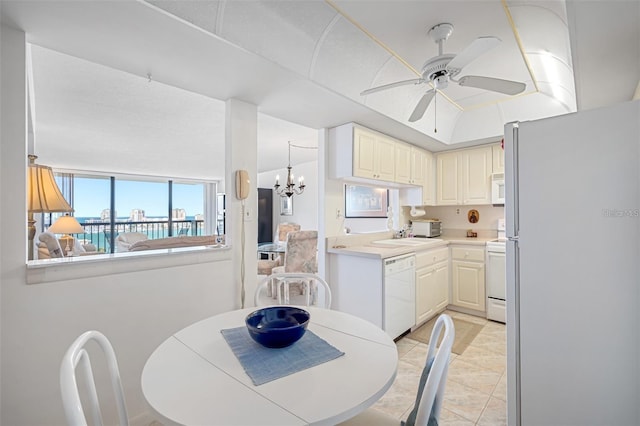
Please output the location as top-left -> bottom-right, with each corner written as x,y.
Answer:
60,330 -> 129,426
255,272 -> 332,309
414,314 -> 455,425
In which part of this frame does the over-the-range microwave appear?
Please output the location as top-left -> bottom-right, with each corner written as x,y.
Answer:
491,173 -> 505,205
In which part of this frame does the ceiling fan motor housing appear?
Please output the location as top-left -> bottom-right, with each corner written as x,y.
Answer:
421,54 -> 458,82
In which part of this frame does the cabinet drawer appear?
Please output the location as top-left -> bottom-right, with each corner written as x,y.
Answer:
451,247 -> 485,262
416,247 -> 449,268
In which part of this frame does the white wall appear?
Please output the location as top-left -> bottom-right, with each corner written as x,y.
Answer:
401,204 -> 505,233
0,25 -> 245,426
257,160 -> 318,234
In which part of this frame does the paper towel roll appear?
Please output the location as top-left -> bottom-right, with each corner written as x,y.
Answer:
409,206 -> 426,217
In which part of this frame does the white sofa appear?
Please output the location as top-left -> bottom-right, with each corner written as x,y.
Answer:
37,232 -> 98,259
115,232 -> 149,252
126,235 -> 219,252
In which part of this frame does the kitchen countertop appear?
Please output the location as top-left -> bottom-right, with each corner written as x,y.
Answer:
326,238 -> 449,260
326,234 -> 498,259
439,236 -> 497,245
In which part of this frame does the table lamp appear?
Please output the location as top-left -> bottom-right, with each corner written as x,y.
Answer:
27,154 -> 73,260
48,214 -> 85,256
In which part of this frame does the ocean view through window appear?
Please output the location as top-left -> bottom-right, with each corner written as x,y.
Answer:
48,172 -> 219,254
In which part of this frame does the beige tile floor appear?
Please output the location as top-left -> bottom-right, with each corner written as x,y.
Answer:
370,310 -> 507,426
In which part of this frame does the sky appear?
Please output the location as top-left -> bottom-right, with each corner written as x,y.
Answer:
72,177 -> 204,218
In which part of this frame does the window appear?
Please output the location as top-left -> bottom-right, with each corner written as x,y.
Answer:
54,172 -> 217,253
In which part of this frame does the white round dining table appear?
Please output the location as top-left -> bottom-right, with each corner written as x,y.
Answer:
141,306 -> 398,426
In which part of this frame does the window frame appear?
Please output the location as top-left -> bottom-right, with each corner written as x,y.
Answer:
33,168 -> 220,258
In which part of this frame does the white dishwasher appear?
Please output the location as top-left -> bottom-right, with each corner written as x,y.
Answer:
384,254 -> 416,340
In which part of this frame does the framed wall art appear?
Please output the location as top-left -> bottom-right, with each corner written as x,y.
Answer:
344,184 -> 388,218
280,196 -> 293,216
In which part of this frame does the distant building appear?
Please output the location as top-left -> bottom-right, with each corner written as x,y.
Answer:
130,209 -> 146,221
100,209 -> 116,220
172,208 -> 187,220
195,214 -> 204,221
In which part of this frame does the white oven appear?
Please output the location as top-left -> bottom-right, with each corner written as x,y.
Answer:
491,173 -> 505,205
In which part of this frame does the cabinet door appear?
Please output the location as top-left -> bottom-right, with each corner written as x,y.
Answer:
353,128 -> 377,179
436,151 -> 459,205
451,260 -> 485,311
462,146 -> 492,205
492,143 -> 504,173
433,261 -> 449,312
376,137 -> 396,182
395,143 -> 412,184
416,266 -> 436,325
410,147 -> 426,186
422,150 -> 435,205
416,261 -> 450,325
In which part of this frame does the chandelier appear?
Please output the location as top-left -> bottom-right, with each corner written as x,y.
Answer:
274,141 -> 315,198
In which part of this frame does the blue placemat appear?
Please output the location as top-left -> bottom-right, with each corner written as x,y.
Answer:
221,326 -> 345,386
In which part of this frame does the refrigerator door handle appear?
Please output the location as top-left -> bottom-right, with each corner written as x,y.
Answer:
505,122 -> 519,239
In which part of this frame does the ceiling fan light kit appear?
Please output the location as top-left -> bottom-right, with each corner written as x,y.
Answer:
361,22 -> 527,124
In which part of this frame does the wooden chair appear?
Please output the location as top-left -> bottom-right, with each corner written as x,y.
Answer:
60,330 -> 129,426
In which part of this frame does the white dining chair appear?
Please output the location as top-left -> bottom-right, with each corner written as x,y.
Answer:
60,330 -> 129,426
255,272 -> 332,309
339,314 -> 455,426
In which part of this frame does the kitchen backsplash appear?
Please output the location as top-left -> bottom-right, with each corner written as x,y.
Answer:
400,205 -> 505,231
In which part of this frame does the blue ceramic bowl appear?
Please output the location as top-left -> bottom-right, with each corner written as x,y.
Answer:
245,307 -> 310,348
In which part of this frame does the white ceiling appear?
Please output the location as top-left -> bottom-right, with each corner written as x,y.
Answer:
1,0 -> 638,180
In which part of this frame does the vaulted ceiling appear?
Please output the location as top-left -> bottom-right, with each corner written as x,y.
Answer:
1,0 -> 638,179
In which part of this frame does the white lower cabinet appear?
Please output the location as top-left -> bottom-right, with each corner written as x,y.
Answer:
415,248 -> 449,326
450,246 -> 486,312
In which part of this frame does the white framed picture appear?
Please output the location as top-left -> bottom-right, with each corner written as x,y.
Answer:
280,196 -> 293,216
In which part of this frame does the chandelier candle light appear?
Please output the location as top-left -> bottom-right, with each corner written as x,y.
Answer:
274,141 -> 316,198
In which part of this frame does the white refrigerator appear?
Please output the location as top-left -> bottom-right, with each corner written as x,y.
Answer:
504,100 -> 639,426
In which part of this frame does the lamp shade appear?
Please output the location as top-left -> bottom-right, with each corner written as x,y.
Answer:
48,214 -> 84,235
27,155 -> 72,213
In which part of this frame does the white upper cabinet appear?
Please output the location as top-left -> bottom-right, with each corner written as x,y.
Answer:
353,128 -> 396,182
436,151 -> 460,205
436,145 -> 492,205
492,143 -> 505,174
395,142 -> 412,184
410,147 -> 426,186
461,145 -> 492,205
331,124 -> 398,184
421,150 -> 435,205
399,147 -> 436,206
331,123 -> 435,188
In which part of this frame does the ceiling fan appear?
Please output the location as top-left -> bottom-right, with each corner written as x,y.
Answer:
360,23 -> 527,123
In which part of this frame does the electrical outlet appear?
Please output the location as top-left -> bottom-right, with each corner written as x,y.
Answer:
456,208 -> 460,214
243,208 -> 253,222
336,208 -> 342,219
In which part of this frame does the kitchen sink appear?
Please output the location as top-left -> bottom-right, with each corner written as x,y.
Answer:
371,238 -> 443,247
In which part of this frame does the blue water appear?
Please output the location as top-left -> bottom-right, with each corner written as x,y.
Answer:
73,216 -> 201,252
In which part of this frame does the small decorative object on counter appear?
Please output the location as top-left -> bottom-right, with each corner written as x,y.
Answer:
467,229 -> 478,238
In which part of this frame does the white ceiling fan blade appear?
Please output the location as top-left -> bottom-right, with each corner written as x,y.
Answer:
408,90 -> 436,122
446,36 -> 501,72
457,75 -> 526,95
360,78 -> 424,96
